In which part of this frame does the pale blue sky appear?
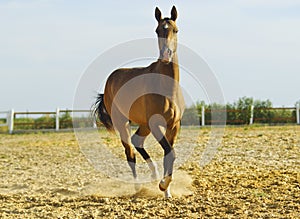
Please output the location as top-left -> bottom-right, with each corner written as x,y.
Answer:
1,0 -> 300,111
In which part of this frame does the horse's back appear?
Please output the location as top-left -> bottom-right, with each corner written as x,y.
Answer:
103,66 -> 150,121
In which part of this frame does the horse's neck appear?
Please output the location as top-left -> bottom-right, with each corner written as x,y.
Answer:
157,53 -> 179,81
171,53 -> 179,82
152,53 -> 180,99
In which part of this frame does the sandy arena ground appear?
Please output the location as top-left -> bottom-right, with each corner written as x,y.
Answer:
0,126 -> 299,218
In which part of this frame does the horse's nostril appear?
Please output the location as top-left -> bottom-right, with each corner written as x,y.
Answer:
168,49 -> 172,56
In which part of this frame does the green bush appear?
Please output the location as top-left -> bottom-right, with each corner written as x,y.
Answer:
14,118 -> 35,130
253,99 -> 274,123
181,106 -> 199,126
60,111 -> 73,129
34,115 -> 55,129
193,97 -> 297,125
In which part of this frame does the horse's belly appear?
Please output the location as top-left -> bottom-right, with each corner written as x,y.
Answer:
127,98 -> 150,125
127,95 -> 182,126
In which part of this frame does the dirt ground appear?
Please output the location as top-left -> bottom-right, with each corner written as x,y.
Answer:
0,126 -> 299,218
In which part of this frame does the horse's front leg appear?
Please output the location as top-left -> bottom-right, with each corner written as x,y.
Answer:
150,129 -> 176,198
150,120 -> 180,198
158,135 -> 175,199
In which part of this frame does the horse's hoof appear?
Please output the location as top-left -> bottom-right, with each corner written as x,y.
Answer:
159,181 -> 166,191
159,175 -> 172,191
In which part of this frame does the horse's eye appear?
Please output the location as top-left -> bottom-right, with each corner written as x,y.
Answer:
174,30 -> 178,33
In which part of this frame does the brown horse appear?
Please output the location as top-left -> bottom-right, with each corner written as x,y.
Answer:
93,6 -> 184,198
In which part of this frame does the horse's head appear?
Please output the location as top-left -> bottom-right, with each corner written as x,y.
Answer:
155,6 -> 178,64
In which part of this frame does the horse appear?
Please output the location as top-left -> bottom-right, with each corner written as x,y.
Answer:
93,6 -> 184,198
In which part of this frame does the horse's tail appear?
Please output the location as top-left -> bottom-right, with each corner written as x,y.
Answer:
93,93 -> 115,132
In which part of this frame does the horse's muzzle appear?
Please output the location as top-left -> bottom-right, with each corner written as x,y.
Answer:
160,47 -> 173,63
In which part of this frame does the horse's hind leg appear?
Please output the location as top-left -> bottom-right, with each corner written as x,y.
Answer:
119,121 -> 137,179
131,126 -> 159,180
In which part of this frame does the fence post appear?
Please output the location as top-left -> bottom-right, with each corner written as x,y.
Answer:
201,105 -> 205,126
8,109 -> 14,134
296,103 -> 300,125
56,108 -> 60,131
249,105 -> 254,125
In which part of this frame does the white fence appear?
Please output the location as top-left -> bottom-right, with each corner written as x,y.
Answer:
199,104 -> 300,126
0,108 -> 91,134
1,104 -> 300,133
0,110 -> 14,134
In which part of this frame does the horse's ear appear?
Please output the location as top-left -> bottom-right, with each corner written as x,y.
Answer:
155,7 -> 162,22
171,6 -> 177,21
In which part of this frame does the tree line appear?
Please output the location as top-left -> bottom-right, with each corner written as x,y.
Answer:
181,97 -> 299,126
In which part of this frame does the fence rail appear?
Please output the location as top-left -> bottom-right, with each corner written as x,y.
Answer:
198,104 -> 300,126
0,108 -> 93,134
0,104 -> 299,133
